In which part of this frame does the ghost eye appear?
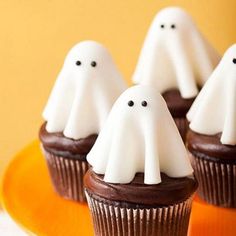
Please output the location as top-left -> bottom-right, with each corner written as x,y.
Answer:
171,24 -> 176,29
91,61 -> 97,67
76,61 -> 81,66
160,24 -> 165,29
232,58 -> 236,64
141,101 -> 147,107
128,100 -> 134,107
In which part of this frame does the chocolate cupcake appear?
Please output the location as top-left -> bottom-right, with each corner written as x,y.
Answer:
84,85 -> 197,236
39,40 -> 126,202
162,89 -> 196,141
132,7 -> 220,141
39,123 -> 97,202
186,44 -> 236,207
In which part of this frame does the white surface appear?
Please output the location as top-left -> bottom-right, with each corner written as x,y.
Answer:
43,40 -> 126,139
87,85 -> 193,184
133,7 -> 220,98
187,44 -> 236,145
0,211 -> 27,236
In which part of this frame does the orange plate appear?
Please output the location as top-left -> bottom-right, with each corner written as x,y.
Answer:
1,140 -> 236,236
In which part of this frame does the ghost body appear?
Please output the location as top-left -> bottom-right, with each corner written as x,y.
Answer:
43,41 -> 126,139
187,44 -> 236,145
87,85 -> 193,184
133,7 -> 220,99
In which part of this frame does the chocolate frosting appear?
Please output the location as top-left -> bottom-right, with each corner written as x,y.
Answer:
162,89 -> 196,118
39,123 -> 97,159
84,169 -> 197,207
187,130 -> 236,162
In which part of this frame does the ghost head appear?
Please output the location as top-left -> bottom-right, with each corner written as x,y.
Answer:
87,85 -> 193,184
187,44 -> 236,145
133,7 -> 220,98
43,40 -> 126,139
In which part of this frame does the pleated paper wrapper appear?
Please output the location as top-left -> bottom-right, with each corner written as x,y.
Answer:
85,191 -> 193,236
190,152 -> 236,208
42,147 -> 89,202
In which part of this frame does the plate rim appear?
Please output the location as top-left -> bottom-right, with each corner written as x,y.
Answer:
1,140 -> 39,236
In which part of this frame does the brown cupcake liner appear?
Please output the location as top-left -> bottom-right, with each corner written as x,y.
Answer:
174,117 -> 188,142
85,191 -> 193,236
189,152 -> 236,207
42,147 -> 89,202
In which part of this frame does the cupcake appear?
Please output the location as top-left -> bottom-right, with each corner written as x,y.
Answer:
84,85 -> 197,236
186,45 -> 236,207
132,7 -> 220,141
39,40 -> 126,202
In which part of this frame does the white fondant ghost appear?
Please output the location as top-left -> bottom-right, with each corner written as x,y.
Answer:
133,7 -> 220,99
87,85 -> 193,184
43,41 -> 126,139
187,44 -> 236,145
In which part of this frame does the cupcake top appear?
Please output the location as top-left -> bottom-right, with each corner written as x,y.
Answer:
132,7 -> 220,99
43,40 -> 126,140
87,85 -> 193,185
187,44 -> 236,146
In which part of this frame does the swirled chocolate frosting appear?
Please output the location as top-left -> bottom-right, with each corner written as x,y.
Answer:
187,130 -> 236,162
162,89 -> 196,118
39,122 -> 97,159
84,169 -> 197,207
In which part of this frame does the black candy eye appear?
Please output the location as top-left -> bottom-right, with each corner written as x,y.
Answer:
233,58 -> 236,64
171,24 -> 176,29
128,100 -> 134,107
76,61 -> 81,66
91,61 -> 97,67
141,101 -> 147,107
160,24 -> 164,29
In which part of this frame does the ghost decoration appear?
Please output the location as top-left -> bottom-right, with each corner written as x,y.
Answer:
87,85 -> 193,184
43,40 -> 126,139
133,7 -> 220,99
187,44 -> 236,145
